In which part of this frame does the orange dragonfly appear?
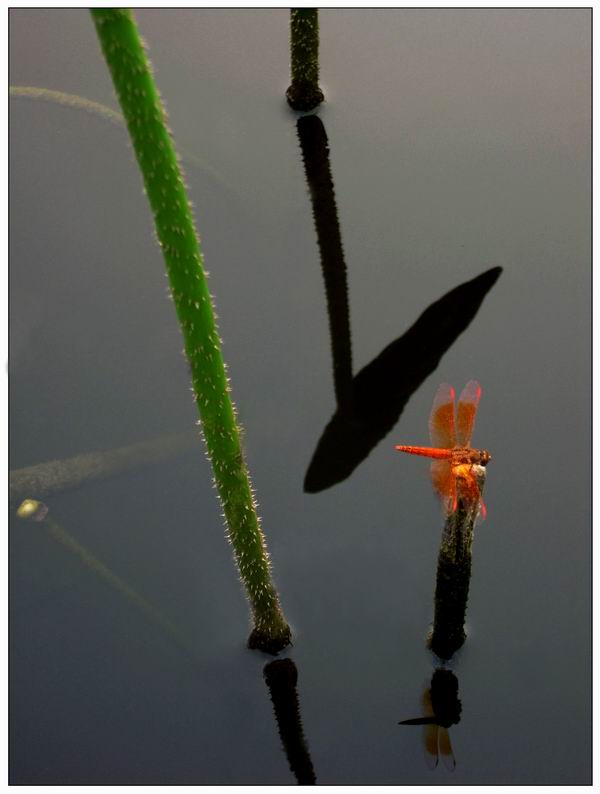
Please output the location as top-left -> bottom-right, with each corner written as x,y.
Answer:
395,380 -> 491,518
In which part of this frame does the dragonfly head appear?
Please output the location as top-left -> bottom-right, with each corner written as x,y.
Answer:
479,449 -> 491,466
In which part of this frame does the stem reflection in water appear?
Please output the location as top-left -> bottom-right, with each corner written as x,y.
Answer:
263,658 -> 316,784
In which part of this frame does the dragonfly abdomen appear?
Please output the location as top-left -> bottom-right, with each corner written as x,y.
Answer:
395,445 -> 453,460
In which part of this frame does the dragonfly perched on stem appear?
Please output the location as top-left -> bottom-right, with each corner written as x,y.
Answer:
395,381 -> 491,518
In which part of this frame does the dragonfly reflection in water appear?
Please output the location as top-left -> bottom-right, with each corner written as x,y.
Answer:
395,380 -> 491,519
399,669 -> 462,771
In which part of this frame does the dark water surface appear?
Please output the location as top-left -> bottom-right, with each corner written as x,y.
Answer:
9,9 -> 590,785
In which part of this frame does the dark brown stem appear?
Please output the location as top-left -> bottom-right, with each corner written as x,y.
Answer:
429,469 -> 486,660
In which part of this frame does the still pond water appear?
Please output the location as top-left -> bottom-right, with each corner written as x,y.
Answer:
9,9 -> 590,785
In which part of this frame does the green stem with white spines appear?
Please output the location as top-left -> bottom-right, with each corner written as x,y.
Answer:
91,9 -> 290,653
286,9 -> 324,111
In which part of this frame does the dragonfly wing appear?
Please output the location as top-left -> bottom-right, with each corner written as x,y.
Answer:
470,479 -> 487,521
424,725 -> 439,769
456,380 -> 481,447
430,460 -> 457,514
422,684 -> 439,769
429,383 -> 456,448
479,496 -> 487,520
438,728 -> 456,771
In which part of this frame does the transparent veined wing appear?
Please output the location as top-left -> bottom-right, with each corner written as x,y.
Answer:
430,460 -> 457,514
429,383 -> 456,448
422,685 -> 439,769
424,724 -> 439,769
456,380 -> 481,447
438,727 -> 456,772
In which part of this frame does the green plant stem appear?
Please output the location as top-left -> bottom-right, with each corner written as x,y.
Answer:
91,9 -> 290,653
286,9 -> 324,111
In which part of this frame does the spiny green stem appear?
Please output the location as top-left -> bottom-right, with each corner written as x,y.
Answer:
286,9 -> 324,111
91,9 -> 290,653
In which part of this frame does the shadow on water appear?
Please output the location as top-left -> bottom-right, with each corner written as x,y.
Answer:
295,114 -> 502,493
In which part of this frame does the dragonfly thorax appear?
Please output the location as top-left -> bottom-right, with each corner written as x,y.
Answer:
451,447 -> 491,466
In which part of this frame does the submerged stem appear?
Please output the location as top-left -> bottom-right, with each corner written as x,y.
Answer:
91,9 -> 290,653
